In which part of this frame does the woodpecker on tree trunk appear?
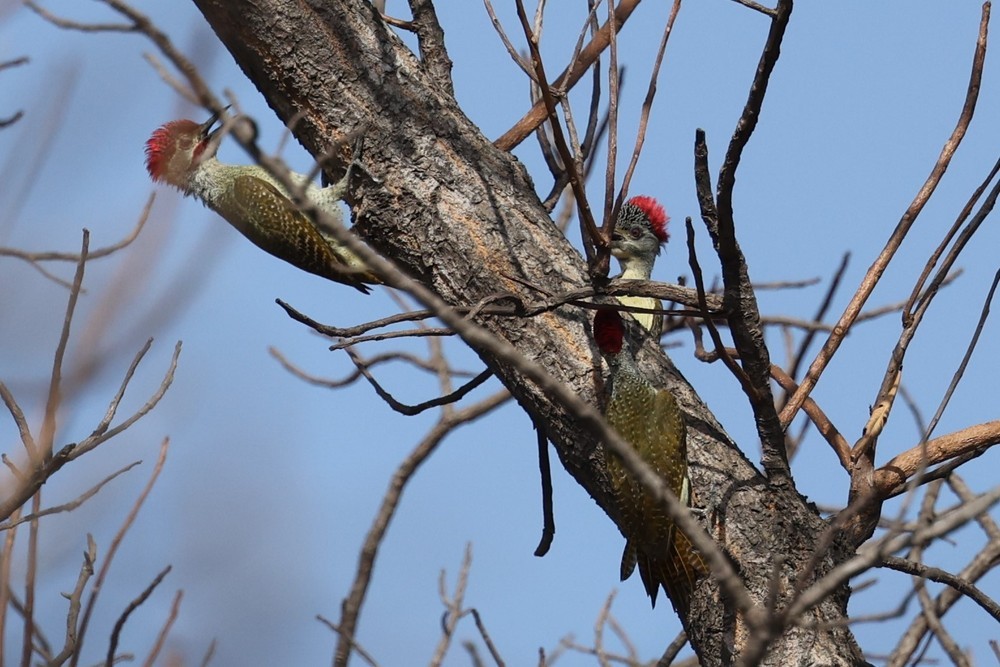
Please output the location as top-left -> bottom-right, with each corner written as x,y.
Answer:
611,196 -> 669,338
144,110 -> 381,292
593,308 -> 706,614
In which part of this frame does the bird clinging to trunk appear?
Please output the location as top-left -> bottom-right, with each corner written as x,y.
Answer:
593,308 -> 706,613
611,196 -> 669,338
145,110 -> 381,292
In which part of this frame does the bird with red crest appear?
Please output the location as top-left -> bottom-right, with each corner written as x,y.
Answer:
145,110 -> 380,292
610,196 -> 670,338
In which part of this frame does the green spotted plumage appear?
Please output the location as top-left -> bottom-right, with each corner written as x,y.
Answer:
594,309 -> 706,613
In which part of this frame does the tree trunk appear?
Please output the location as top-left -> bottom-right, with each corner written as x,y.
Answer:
191,1 -> 868,663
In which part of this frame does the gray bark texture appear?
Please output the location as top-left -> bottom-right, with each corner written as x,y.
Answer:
191,1 -> 870,664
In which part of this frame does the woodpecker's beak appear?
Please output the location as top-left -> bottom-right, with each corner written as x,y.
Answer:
198,106 -> 229,141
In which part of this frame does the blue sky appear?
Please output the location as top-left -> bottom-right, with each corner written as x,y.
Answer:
1,1 -> 998,665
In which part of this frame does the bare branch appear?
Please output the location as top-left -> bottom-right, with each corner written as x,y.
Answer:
0,194 -> 152,275
342,346 -> 493,415
780,2 -> 990,427
849,149 -> 1000,544
0,461 -> 140,531
408,0 -> 454,96
333,391 -> 509,667
279,281 -> 721,341
39,229 -> 90,459
482,0 -> 533,75
784,253 -> 850,387
873,420 -> 1000,495
0,382 -> 38,459
198,639 -> 218,667
495,0 -> 641,150
685,218 -> 755,395
730,0 -> 777,17
614,0 -> 683,216
72,341 -> 182,458
784,485 -> 1000,627
694,1 -> 794,492
532,426 -> 555,557
880,556 -> 1000,623
48,535 -> 96,667
512,0 -> 601,268
328,327 -> 454,350
430,544 -> 474,667
914,257 -> 1000,442
657,630 -> 689,666
142,589 -> 183,667
73,439 -> 170,665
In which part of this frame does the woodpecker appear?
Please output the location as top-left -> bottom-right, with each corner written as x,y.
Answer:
593,308 -> 706,613
611,196 -> 669,338
144,110 -> 381,292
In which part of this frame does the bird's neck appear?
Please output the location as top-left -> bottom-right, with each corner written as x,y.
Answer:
609,350 -> 649,392
618,255 -> 654,282
187,157 -> 238,204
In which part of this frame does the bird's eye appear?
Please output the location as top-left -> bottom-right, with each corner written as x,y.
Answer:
629,227 -> 642,239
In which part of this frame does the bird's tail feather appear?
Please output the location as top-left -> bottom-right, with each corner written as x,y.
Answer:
636,529 -> 707,615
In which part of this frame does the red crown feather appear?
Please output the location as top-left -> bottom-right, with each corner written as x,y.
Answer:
627,195 -> 669,243
144,119 -> 200,182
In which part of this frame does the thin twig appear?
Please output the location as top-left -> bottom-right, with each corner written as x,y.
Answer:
198,639 -> 218,667
106,566 -> 172,666
593,591 -> 615,667
328,327 -> 454,350
785,253 -> 850,390
657,630 -> 688,666
430,544 -> 474,667
730,0 -> 777,16
38,230 -> 90,460
0,382 -> 38,459
22,491 -> 42,666
271,347 -> 477,389
468,608 -> 506,667
880,556 -> 1000,623
142,589 -> 183,667
72,342 -> 182,459
533,425 -> 556,557
482,0 -> 532,75
915,256 -> 1000,443
318,616 -> 380,667
685,218 -> 754,394
696,0 -> 795,493
341,346 -> 493,415
0,194 -> 151,269
512,0 -> 601,267
333,392 -> 509,667
47,535 -> 96,666
72,439 -> 170,667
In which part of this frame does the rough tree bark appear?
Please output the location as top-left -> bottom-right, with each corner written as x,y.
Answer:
190,1 -> 868,663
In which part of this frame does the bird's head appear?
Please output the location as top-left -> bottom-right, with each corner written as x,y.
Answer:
594,308 -> 625,357
611,196 -> 669,261
144,109 -> 224,190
